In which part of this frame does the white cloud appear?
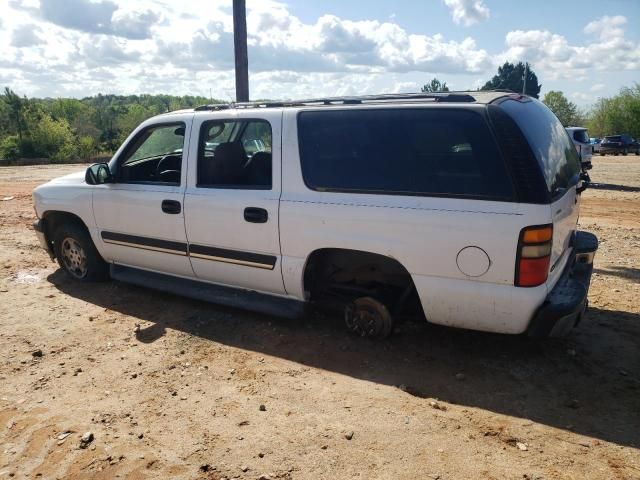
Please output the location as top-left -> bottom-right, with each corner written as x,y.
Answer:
11,24 -> 44,47
38,0 -> 163,39
391,81 -> 421,93
0,2 -> 637,104
590,83 -> 605,92
499,16 -> 640,80
443,0 -> 490,27
584,15 -> 627,40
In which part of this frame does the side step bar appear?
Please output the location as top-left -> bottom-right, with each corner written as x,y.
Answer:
110,264 -> 307,320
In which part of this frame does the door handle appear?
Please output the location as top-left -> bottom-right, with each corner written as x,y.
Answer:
244,207 -> 268,223
161,199 -> 181,214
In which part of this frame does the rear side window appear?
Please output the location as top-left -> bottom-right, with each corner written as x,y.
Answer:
197,119 -> 272,189
501,99 -> 580,199
297,109 -> 514,200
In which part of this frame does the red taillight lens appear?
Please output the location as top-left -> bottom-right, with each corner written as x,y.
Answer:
515,225 -> 553,287
518,256 -> 551,287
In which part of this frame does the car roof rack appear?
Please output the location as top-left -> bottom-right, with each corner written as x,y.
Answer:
194,92 -> 479,111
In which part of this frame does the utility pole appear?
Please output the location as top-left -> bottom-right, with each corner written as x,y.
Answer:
522,62 -> 528,96
233,0 -> 249,102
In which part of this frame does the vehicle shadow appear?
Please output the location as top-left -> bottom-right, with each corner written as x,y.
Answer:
48,270 -> 640,449
594,266 -> 640,283
589,182 -> 640,193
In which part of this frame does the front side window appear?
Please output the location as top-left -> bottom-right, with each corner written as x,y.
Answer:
197,119 -> 272,189
297,108 -> 514,200
117,123 -> 185,185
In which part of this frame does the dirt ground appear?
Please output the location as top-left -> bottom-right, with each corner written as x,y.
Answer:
0,157 -> 638,480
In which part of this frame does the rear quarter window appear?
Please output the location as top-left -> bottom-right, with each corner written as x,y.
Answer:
500,99 -> 580,199
297,108 -> 515,201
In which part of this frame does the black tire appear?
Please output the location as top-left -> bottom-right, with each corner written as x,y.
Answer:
53,222 -> 109,281
345,297 -> 394,338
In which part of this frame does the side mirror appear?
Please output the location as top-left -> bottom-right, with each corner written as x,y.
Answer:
85,163 -> 113,185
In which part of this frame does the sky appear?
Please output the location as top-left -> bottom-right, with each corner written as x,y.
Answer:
0,0 -> 638,107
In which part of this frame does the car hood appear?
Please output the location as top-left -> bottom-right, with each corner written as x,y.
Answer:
47,170 -> 87,185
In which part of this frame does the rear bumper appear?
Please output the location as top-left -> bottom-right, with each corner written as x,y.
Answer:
527,231 -> 598,338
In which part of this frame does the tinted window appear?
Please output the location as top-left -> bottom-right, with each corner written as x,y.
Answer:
572,130 -> 589,143
297,109 -> 514,200
604,136 -> 622,142
501,99 -> 580,198
198,119 -> 272,189
117,123 -> 185,185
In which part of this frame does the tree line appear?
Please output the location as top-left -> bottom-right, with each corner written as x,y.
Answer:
0,89 -> 215,162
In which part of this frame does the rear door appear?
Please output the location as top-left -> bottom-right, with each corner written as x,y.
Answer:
183,110 -> 286,295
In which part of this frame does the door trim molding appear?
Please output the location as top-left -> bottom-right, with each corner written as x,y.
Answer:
189,244 -> 277,270
101,231 -> 187,256
100,231 -> 277,269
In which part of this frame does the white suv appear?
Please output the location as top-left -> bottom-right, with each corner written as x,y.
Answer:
32,92 -> 598,338
565,126 -> 593,173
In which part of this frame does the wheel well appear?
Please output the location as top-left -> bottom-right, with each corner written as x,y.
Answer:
41,211 -> 89,245
303,248 -> 423,318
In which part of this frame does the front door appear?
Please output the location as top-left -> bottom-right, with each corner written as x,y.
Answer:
93,118 -> 194,278
183,111 -> 286,294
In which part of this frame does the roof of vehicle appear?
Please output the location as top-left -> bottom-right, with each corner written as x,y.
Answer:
565,126 -> 588,131
185,90 -> 521,113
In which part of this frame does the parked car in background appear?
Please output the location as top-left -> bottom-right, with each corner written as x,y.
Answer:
599,134 -> 640,155
590,137 -> 601,154
565,127 -> 592,171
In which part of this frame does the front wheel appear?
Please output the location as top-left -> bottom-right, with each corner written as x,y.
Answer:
53,223 -> 109,281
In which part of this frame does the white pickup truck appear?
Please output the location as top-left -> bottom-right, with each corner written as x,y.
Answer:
33,92 -> 598,338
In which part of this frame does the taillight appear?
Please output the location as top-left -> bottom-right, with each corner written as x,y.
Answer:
515,225 -> 553,287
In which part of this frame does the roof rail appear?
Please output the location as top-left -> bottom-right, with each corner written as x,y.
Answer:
194,92 -> 477,111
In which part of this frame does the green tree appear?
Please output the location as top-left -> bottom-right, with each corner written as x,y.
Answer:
542,91 -> 580,126
25,107 -> 77,162
0,135 -> 20,162
115,104 -> 155,143
0,90 -> 221,160
3,87 -> 27,143
480,62 -> 541,98
76,136 -> 98,160
421,78 -> 449,93
588,83 -> 640,138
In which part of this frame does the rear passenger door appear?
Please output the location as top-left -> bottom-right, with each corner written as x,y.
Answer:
183,110 -> 286,294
